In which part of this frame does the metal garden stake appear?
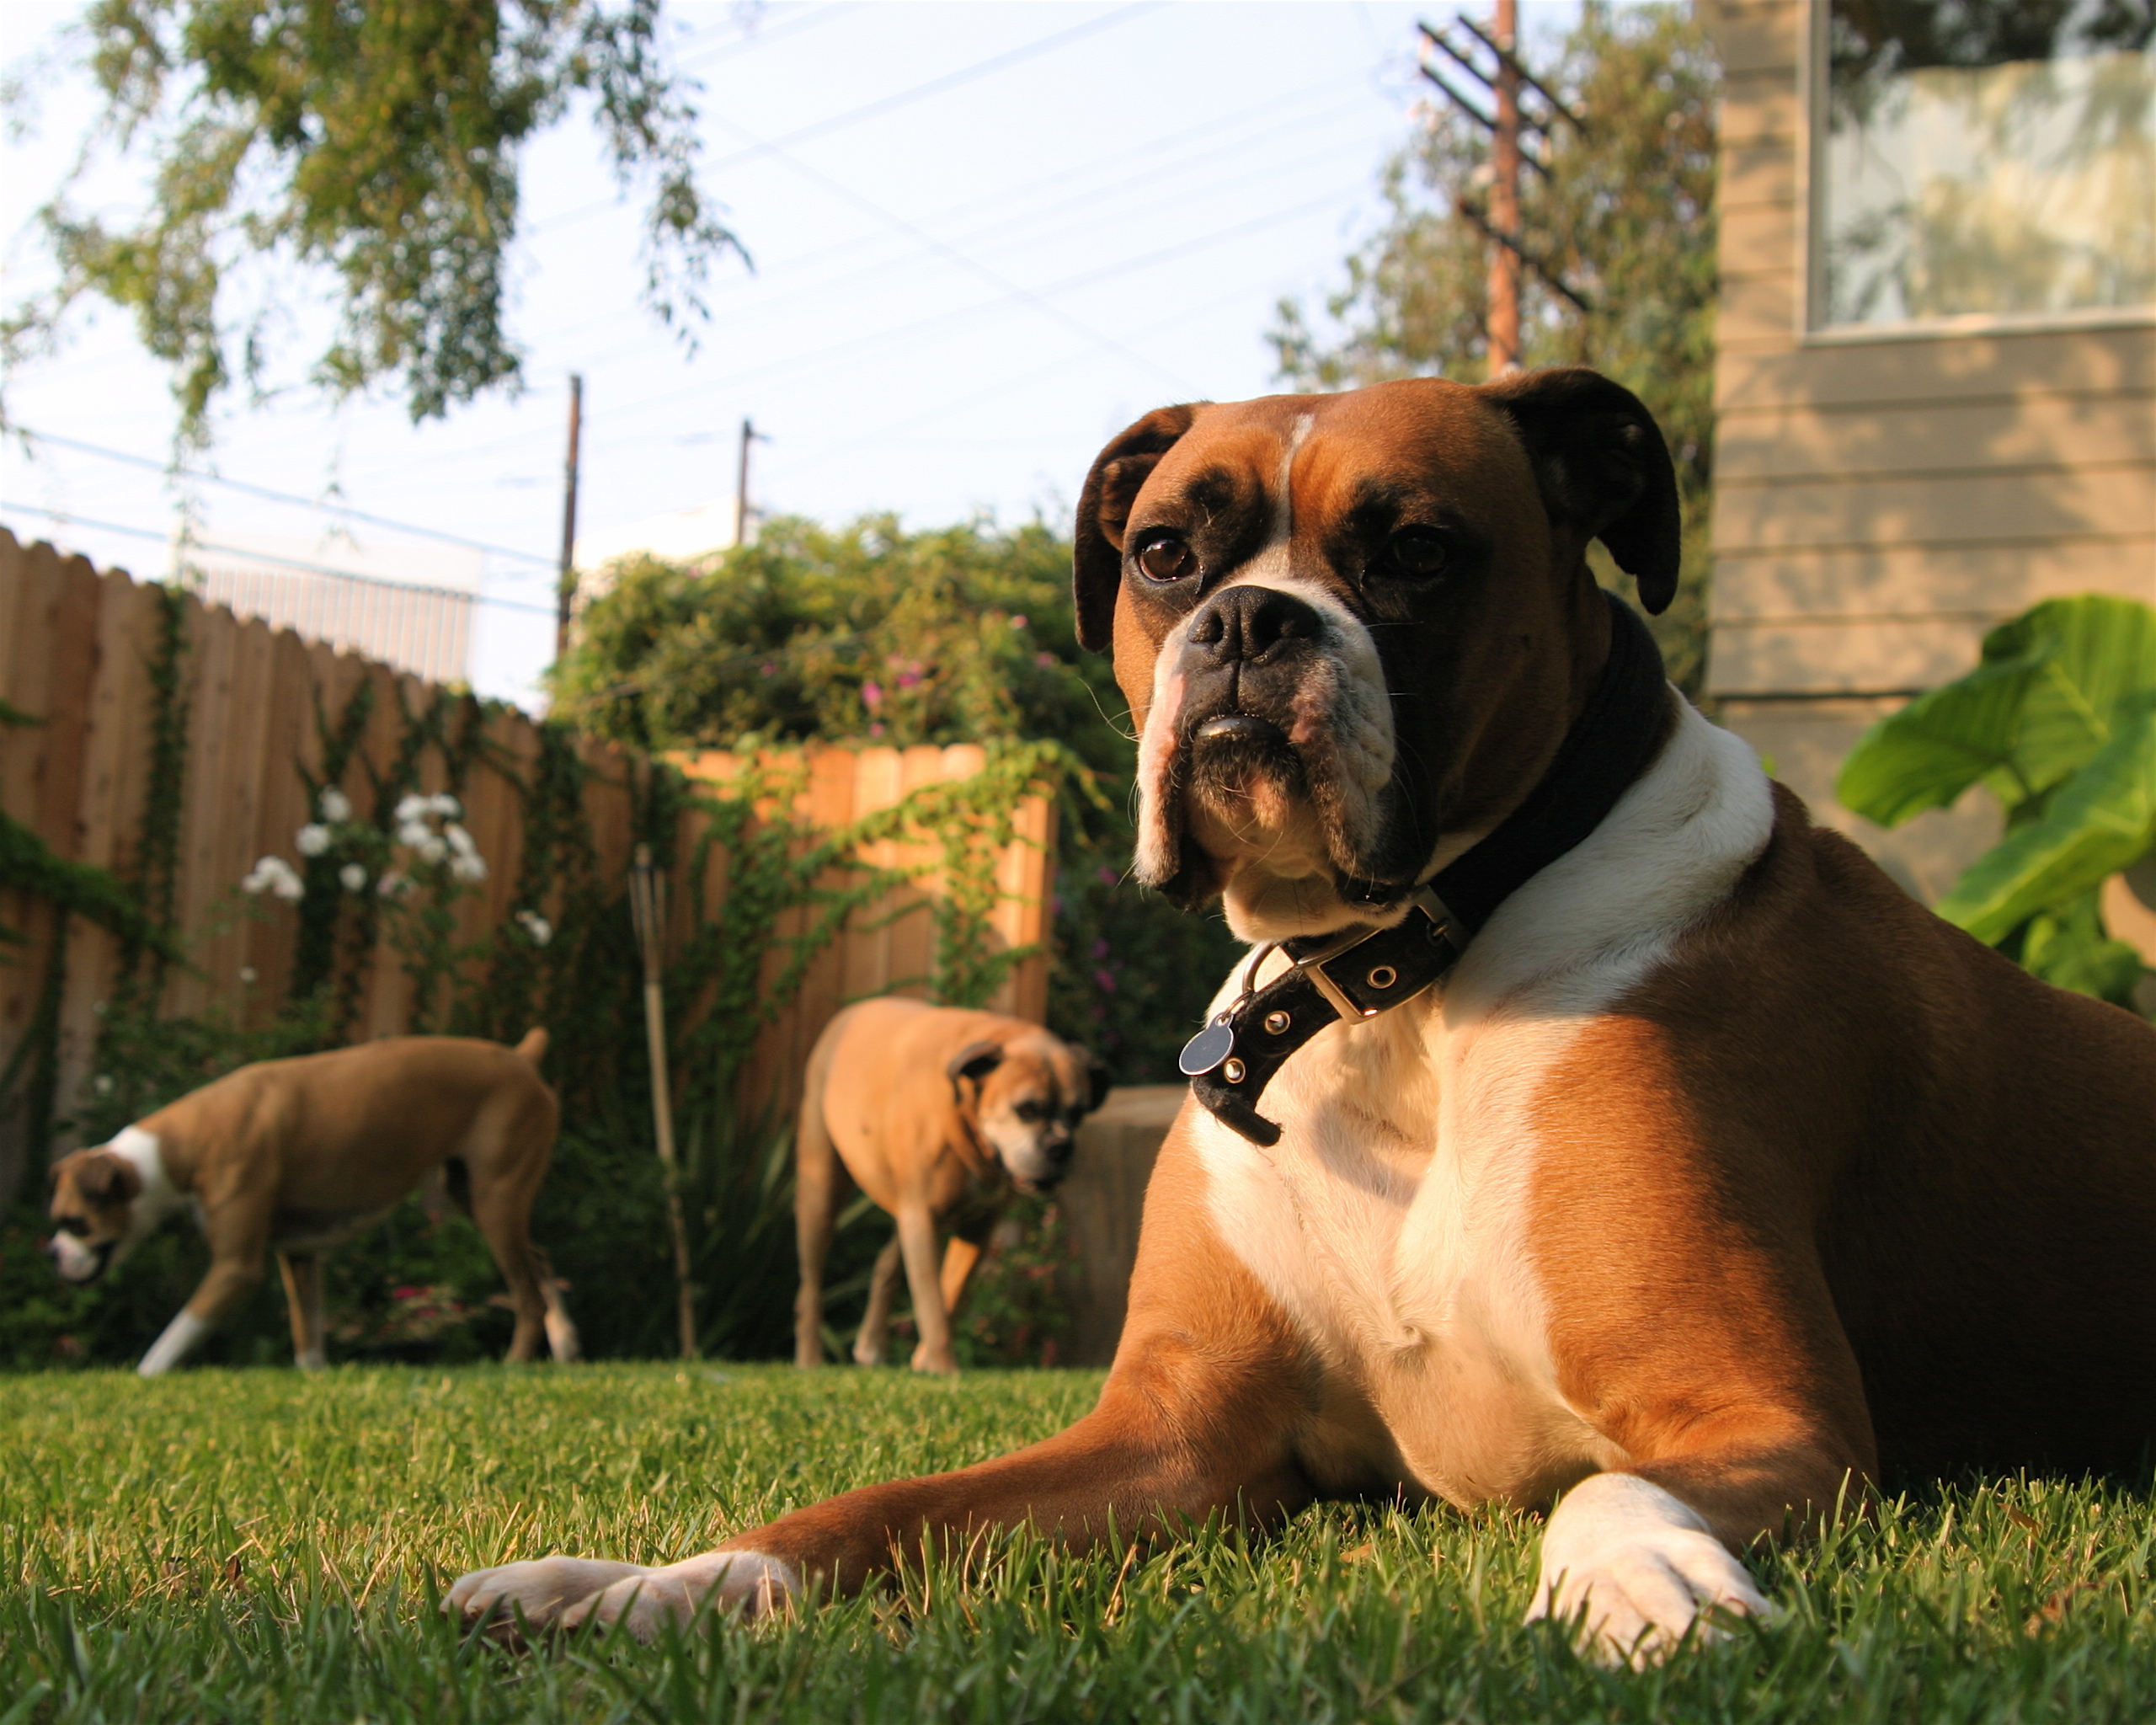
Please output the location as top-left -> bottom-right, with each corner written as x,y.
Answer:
629,841 -> 698,1359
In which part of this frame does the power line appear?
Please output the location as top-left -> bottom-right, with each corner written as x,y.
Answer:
701,115 -> 1198,396
528,3 -> 1165,239
338,74 -> 1378,488
14,429 -> 558,568
0,503 -> 558,616
587,182 -> 1348,450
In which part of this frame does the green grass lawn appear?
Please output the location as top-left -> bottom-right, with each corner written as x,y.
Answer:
3,1364 -> 2151,1723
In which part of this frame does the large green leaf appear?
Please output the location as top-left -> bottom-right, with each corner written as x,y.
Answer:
1936,702 -> 2156,944
2004,596 -> 2156,803
1836,646 -> 2047,826
1837,595 -> 2156,828
2016,888 -> 2149,1007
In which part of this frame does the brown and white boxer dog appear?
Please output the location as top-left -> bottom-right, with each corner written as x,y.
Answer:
47,1032 -> 579,1373
792,998 -> 1108,1375
446,370 -> 2156,1661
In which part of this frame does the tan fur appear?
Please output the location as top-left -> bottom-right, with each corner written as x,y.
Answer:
793,999 -> 1105,1375
47,1032 -> 577,1370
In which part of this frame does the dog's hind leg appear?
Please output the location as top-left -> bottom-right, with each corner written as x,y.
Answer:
794,1043 -> 846,1370
277,1252 -> 328,1370
464,1093 -> 561,1364
852,1236 -> 904,1366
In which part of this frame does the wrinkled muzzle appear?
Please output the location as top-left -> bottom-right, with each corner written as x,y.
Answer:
1134,580 -> 1398,912
45,1227 -> 116,1285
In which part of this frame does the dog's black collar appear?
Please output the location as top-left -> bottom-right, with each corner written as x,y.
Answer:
1178,592 -> 1670,1147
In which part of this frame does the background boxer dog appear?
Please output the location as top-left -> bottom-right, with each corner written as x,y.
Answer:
447,369 -> 2156,1663
793,998 -> 1107,1375
47,1031 -> 579,1374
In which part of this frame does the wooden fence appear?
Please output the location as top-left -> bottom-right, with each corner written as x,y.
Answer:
0,530 -> 1052,1199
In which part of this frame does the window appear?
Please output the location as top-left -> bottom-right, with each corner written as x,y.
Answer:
1816,2 -> 2155,328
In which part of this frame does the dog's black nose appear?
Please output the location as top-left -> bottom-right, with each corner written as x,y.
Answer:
1188,585 -> 1321,667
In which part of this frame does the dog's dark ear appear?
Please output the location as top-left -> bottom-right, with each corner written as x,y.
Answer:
1482,366 -> 1680,615
73,1152 -> 141,1209
1073,1049 -> 1113,1117
1073,403 -> 1203,652
946,1040 -> 1004,1096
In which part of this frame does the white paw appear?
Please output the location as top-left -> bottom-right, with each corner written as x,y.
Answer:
1527,1473 -> 1772,1667
444,1556 -> 652,1640
558,1550 -> 801,1640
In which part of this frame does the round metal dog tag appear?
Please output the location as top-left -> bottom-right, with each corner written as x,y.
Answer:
1178,1020 -> 1235,1077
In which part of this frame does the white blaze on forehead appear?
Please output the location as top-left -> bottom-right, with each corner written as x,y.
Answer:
1269,412 -> 1315,546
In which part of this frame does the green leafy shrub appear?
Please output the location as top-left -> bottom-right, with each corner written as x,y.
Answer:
1838,594 -> 2156,1010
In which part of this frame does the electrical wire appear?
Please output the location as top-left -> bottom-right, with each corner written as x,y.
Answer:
13,430 -> 557,567
0,503 -> 559,615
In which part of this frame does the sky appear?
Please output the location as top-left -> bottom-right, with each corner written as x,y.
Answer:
0,1 -> 1581,708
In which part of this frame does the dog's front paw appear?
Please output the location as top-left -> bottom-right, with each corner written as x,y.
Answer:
558,1550 -> 801,1640
443,1556 -> 650,1641
1527,1473 -> 1771,1667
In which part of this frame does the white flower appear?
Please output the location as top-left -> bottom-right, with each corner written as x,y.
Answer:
339,862 -> 368,893
238,965 -> 258,984
295,823 -> 332,856
395,793 -> 429,824
240,855 -> 302,898
445,822 -> 478,856
417,834 -> 448,865
398,821 -> 433,850
93,1073 -> 114,1096
430,793 -> 461,818
515,910 -> 553,948
451,852 -> 488,884
318,787 -> 352,824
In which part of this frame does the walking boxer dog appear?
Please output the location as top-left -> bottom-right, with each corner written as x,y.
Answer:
792,998 -> 1108,1375
46,1031 -> 579,1373
447,369 -> 2156,1661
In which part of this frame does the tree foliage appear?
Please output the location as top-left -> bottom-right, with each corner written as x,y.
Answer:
1272,4 -> 1719,692
555,518 -> 1246,1081
1838,594 -> 2156,1011
3,0 -> 739,443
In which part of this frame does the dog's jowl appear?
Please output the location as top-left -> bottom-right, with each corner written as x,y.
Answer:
448,369 -> 2156,1663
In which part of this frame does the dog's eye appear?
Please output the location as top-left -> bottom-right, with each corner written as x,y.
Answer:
1014,1100 -> 1044,1123
1383,527 -> 1449,578
1135,532 -> 1196,584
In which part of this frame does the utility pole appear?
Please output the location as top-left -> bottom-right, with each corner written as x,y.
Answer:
1417,13 -> 1590,367
554,373 -> 584,661
1486,0 -> 1521,377
733,416 -> 769,549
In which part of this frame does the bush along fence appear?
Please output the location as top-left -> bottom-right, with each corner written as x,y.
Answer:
0,530 -> 1065,1368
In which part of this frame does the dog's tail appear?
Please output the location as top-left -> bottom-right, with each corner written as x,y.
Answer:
512,1028 -> 550,1065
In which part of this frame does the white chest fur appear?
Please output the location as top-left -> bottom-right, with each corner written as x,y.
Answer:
1192,702 -> 1774,1508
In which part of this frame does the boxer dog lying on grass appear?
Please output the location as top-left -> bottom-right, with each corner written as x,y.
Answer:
792,998 -> 1108,1375
448,369 -> 2156,1663
46,1031 -> 579,1372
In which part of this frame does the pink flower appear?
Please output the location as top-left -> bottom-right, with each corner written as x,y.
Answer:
1009,615 -> 1027,630
1036,652 -> 1057,668
862,680 -> 883,709
896,669 -> 921,690
1094,968 -> 1118,993
869,722 -> 885,737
